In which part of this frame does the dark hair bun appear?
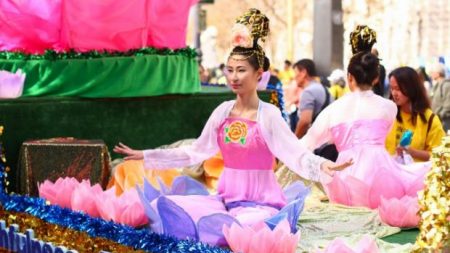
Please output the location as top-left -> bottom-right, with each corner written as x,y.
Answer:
361,53 -> 379,72
347,51 -> 380,86
263,56 -> 270,72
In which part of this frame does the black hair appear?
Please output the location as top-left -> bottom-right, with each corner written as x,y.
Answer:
230,46 -> 270,72
293,59 -> 317,77
347,52 -> 379,87
389,66 -> 431,125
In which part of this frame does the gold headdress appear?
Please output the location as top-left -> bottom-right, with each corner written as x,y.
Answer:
230,9 -> 269,69
350,25 -> 377,55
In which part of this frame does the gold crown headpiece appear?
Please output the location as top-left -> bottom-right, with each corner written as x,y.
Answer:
350,25 -> 377,55
230,9 -> 269,69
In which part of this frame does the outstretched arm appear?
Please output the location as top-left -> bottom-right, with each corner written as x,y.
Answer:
260,103 -> 351,183
114,101 -> 231,169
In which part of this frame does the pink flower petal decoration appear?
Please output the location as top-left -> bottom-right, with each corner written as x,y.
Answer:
96,187 -> 119,222
378,196 -> 420,228
38,177 -> 79,208
117,189 -> 148,227
96,187 -> 148,227
317,235 -> 380,253
0,69 -> 26,98
223,219 -> 300,253
327,169 -> 407,209
230,23 -> 252,48
71,179 -> 102,217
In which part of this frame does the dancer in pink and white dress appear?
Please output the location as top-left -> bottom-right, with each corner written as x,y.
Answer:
114,9 -> 352,247
300,26 -> 430,209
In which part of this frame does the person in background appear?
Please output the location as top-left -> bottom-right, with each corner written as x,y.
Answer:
416,66 -> 432,95
293,59 -> 333,138
430,63 -> 450,131
210,63 -> 227,85
278,60 -> 295,86
385,66 -> 445,162
371,48 -> 386,97
199,63 -> 210,84
327,69 -> 347,100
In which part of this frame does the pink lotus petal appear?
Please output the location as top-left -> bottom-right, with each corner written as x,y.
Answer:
223,219 -> 299,253
272,220 -> 300,253
369,170 -> 405,209
318,235 -> 379,253
327,175 -> 351,205
38,177 -> 79,208
119,202 -> 148,227
38,180 -> 58,203
328,169 -> 410,209
96,188 -> 147,227
223,222 -> 250,253
71,180 -> 101,217
356,235 -> 379,252
379,196 -> 419,228
249,226 -> 275,253
96,187 -> 118,221
0,69 -> 25,98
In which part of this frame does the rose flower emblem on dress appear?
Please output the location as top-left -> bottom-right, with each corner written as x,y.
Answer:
225,121 -> 248,145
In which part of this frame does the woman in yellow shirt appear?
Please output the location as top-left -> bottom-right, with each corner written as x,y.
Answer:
386,66 -> 445,162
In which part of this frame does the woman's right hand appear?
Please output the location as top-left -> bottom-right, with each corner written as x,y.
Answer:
321,159 -> 353,176
113,142 -> 144,160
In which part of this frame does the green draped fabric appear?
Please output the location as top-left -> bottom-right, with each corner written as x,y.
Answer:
0,55 -> 200,97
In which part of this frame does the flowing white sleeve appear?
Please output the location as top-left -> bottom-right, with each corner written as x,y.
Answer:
259,103 -> 331,183
384,99 -> 398,132
299,103 -> 333,150
143,101 -> 232,169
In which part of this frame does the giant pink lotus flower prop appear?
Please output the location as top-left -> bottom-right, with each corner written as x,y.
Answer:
222,219 -> 300,253
96,187 -> 148,227
326,169 -> 418,209
38,177 -> 79,208
71,179 -> 103,217
0,69 -> 25,98
317,235 -> 379,253
378,196 -> 420,228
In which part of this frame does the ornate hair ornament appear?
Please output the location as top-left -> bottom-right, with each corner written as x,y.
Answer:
230,8 -> 269,69
350,25 -> 377,55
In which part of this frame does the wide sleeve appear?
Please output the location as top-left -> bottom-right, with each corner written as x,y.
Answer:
299,103 -> 332,150
259,103 -> 331,183
143,101 -> 231,169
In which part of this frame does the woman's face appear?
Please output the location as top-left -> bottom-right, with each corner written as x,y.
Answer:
226,55 -> 262,95
390,76 -> 410,107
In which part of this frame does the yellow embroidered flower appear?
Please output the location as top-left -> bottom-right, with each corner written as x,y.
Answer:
225,121 -> 248,145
